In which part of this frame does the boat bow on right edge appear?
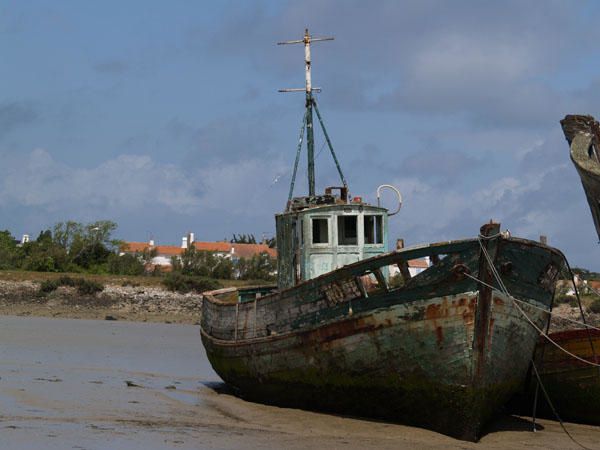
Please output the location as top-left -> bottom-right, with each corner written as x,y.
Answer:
561,114 -> 600,240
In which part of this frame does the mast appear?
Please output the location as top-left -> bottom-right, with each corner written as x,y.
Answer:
279,29 -> 333,197
305,30 -> 315,197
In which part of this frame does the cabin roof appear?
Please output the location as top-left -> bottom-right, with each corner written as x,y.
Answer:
277,201 -> 387,218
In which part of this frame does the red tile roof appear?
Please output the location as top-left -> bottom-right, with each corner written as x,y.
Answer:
121,242 -> 150,253
408,258 -> 429,269
193,241 -> 233,253
231,243 -> 277,259
588,280 -> 600,290
121,241 -> 277,259
156,245 -> 184,256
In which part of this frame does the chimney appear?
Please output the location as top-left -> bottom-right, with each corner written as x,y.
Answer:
149,239 -> 155,247
181,236 -> 188,249
188,232 -> 195,244
539,235 -> 548,245
396,238 -> 404,250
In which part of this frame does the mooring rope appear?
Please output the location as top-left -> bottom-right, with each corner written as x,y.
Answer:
474,236 -> 600,368
463,270 -> 600,331
561,258 -> 599,366
475,234 -> 595,447
530,360 -> 591,450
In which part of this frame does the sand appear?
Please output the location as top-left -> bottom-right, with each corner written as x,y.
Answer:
1,315 -> 599,450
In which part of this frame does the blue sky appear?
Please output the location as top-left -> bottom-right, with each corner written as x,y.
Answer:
2,1 -> 600,269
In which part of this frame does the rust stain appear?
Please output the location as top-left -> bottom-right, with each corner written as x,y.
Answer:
462,298 -> 476,323
425,304 -> 441,320
425,299 -> 450,320
435,326 -> 444,347
487,318 -> 495,351
493,297 -> 504,306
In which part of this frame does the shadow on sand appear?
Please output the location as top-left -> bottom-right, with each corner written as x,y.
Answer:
202,381 -> 543,441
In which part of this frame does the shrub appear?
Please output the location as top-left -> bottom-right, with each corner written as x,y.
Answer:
38,276 -> 104,295
589,299 -> 600,314
75,278 -> 104,295
39,279 -> 59,294
555,294 -> 576,305
58,275 -> 76,286
388,274 -> 405,289
162,273 -> 222,294
107,253 -> 144,276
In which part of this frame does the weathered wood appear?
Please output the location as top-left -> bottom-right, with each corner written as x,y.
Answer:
201,235 -> 564,441
561,114 -> 600,240
520,329 -> 600,425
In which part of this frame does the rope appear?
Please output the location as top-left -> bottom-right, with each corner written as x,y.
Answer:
531,360 -> 591,450
476,234 -> 594,447
465,269 -> 600,334
514,296 -> 600,332
562,259 -> 598,366
475,236 -> 600,368
512,294 -> 600,367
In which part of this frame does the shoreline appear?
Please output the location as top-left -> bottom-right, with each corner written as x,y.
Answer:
1,276 -> 599,331
0,279 -> 203,324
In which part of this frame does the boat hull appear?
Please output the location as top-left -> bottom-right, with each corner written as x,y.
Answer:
526,329 -> 600,425
561,114 -> 600,240
201,236 -> 563,440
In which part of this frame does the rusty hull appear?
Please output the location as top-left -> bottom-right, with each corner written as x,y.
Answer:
201,234 -> 563,441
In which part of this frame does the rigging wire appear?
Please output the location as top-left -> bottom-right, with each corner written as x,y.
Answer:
474,235 -> 596,447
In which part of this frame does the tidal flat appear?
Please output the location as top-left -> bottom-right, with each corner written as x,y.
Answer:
1,315 -> 599,450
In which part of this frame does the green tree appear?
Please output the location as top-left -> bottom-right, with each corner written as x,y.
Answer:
177,246 -> 233,279
53,221 -> 83,250
21,229 -> 69,272
236,253 -> 276,281
0,230 -> 20,269
107,253 -> 145,276
231,233 -> 257,244
63,220 -> 118,269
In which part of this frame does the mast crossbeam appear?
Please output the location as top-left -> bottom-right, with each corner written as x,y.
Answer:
278,29 -> 344,201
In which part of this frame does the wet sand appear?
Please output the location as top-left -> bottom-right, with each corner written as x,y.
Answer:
1,316 -> 599,450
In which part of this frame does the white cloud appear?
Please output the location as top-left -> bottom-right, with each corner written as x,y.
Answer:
0,148 -> 289,222
410,35 -> 535,86
0,149 -> 201,214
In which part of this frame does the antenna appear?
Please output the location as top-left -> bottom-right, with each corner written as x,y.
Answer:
278,29 -> 333,197
278,29 -> 333,95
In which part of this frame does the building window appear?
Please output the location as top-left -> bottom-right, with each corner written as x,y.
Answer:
312,218 -> 329,244
364,215 -> 383,244
338,215 -> 358,245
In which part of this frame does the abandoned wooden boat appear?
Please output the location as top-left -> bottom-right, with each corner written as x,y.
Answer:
528,328 -> 600,425
201,29 -> 565,441
561,114 -> 600,240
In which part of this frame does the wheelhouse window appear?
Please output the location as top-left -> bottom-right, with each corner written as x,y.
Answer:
312,218 -> 329,244
338,215 -> 358,245
364,215 -> 383,244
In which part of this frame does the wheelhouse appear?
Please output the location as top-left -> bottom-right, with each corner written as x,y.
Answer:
276,187 -> 388,289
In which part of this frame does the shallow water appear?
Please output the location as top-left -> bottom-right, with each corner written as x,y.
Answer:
1,315 -> 599,449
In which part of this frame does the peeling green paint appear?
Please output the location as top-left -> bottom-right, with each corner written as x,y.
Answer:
201,233 -> 564,440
